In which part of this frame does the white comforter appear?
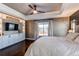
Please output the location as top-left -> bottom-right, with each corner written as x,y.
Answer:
25,36 -> 79,56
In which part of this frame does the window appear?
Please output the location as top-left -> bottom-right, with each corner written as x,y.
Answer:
38,22 -> 49,36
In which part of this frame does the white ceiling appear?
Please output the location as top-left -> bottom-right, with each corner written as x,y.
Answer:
1,3 -> 79,20
4,3 -> 62,15
25,3 -> 79,20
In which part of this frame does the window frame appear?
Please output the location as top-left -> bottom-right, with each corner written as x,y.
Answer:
37,21 -> 49,36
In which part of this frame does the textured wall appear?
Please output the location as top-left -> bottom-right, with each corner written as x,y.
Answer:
1,15 -> 24,35
25,20 -> 35,38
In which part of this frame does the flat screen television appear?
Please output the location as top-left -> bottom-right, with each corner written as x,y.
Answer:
5,23 -> 18,31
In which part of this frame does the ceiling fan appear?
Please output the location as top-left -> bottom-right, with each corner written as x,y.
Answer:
28,4 -> 45,15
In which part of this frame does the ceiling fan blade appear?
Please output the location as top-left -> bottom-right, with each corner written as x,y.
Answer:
33,4 -> 37,10
37,11 -> 45,13
28,4 -> 45,15
28,4 -> 37,10
28,5 -> 33,9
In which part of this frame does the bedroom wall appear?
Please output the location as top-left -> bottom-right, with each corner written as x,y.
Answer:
25,17 -> 70,38
53,17 -> 70,36
3,17 -> 20,35
0,13 -> 25,35
3,17 -> 19,35
25,20 -> 35,38
25,20 -> 49,38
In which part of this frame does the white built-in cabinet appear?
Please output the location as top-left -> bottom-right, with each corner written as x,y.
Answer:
0,33 -> 25,49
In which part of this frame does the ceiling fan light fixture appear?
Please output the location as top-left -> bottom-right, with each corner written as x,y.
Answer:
33,10 -> 38,14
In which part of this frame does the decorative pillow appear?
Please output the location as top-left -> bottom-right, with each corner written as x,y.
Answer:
74,36 -> 79,43
65,33 -> 79,41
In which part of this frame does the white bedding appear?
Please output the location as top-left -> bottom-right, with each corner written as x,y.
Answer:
25,36 -> 79,56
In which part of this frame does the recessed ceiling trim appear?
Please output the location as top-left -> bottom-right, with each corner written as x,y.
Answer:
0,3 -> 26,19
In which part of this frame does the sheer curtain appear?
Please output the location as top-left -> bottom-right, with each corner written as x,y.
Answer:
33,21 -> 38,39
48,20 -> 53,36
33,20 -> 53,40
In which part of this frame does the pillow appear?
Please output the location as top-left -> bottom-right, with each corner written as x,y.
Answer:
65,33 -> 79,41
74,36 -> 79,43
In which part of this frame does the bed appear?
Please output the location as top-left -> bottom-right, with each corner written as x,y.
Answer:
25,33 -> 79,56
